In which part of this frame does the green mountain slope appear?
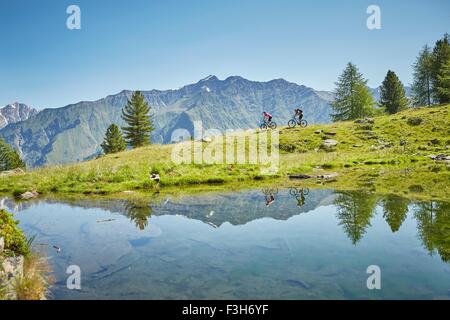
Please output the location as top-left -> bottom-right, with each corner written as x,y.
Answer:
0,76 -> 332,167
1,105 -> 448,201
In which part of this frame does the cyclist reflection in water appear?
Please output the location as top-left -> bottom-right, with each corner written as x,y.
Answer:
262,188 -> 277,207
296,192 -> 305,207
289,187 -> 308,208
266,194 -> 275,207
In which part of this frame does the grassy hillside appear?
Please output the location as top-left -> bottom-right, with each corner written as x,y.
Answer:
0,76 -> 332,167
1,105 -> 449,201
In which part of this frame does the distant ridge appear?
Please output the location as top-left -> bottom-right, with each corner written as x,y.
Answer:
0,76 -> 333,167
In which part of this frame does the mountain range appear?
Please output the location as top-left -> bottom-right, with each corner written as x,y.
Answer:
0,103 -> 38,129
0,76 -> 334,167
0,75 -> 412,168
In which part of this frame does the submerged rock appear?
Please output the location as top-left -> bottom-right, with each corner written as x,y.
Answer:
286,279 -> 311,290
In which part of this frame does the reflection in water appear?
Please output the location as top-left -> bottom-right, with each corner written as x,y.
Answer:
123,200 -> 153,230
382,195 -> 410,232
334,191 -> 377,245
332,191 -> 450,262
414,201 -> 450,262
1,188 -> 449,299
262,187 -> 277,207
288,187 -> 309,208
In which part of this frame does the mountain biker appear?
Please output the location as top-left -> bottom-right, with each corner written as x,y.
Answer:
266,194 -> 275,207
296,193 -> 305,207
294,108 -> 303,121
263,111 -> 273,123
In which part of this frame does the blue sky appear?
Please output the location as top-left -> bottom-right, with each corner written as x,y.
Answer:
0,0 -> 448,109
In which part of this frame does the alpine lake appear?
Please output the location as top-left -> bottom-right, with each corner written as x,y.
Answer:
2,184 -> 449,300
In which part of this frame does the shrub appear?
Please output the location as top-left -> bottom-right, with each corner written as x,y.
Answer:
430,139 -> 441,145
206,177 -> 225,184
0,139 -> 26,172
0,210 -> 29,256
13,252 -> 53,300
407,117 -> 423,126
357,124 -> 373,131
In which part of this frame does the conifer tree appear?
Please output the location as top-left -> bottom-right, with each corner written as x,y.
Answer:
431,34 -> 450,104
331,62 -> 375,121
435,59 -> 450,102
379,70 -> 408,114
412,45 -> 433,106
0,138 -> 25,171
121,91 -> 154,148
100,124 -> 126,154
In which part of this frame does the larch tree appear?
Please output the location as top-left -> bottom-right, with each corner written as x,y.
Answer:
411,45 -> 434,106
431,33 -> 450,104
331,62 -> 376,121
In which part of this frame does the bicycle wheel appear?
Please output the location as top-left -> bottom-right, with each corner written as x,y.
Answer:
300,120 -> 308,128
289,187 -> 299,197
260,123 -> 268,130
302,187 -> 310,195
288,119 -> 297,128
270,122 -> 277,129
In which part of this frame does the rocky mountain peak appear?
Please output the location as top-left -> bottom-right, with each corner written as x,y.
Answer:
0,103 -> 39,129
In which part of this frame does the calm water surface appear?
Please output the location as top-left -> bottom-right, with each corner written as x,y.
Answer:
2,187 -> 449,299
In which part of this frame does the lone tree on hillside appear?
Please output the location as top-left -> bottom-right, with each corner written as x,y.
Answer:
121,91 -> 154,148
379,70 -> 408,114
431,33 -> 450,104
100,124 -> 126,154
0,138 -> 25,171
412,45 -> 434,106
331,62 -> 375,121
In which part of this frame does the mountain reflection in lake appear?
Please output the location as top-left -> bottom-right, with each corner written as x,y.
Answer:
1,188 -> 449,300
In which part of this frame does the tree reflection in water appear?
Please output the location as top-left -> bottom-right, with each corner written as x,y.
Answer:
333,190 -> 449,263
123,200 -> 153,230
334,190 -> 377,245
414,201 -> 450,263
100,189 -> 450,262
382,195 -> 410,232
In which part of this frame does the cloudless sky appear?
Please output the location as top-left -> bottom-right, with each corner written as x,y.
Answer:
0,0 -> 448,108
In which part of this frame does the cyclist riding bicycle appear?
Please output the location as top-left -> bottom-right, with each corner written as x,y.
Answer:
263,111 -> 273,123
294,108 -> 303,121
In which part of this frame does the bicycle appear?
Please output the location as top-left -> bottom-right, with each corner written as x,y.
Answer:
289,187 -> 309,197
288,117 -> 308,128
262,187 -> 279,196
260,118 -> 277,130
